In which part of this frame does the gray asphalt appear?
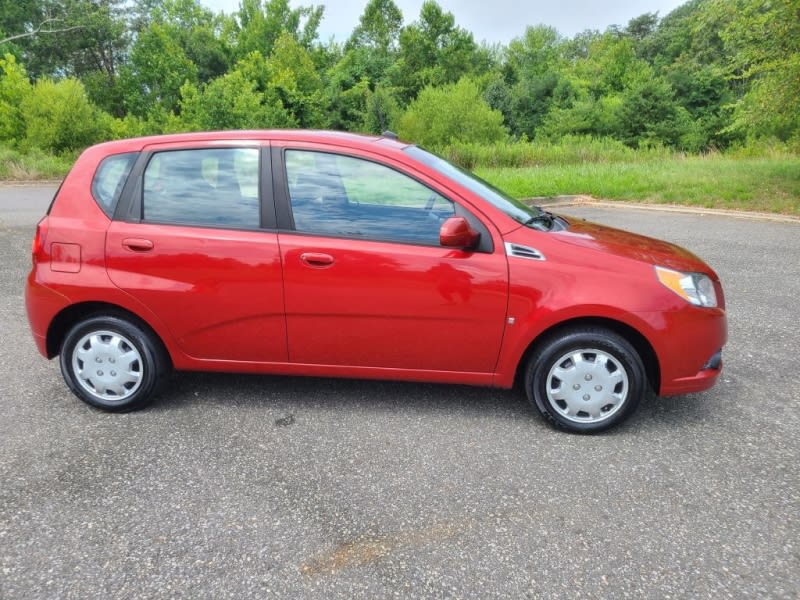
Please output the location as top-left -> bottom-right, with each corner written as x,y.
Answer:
1,186 -> 798,599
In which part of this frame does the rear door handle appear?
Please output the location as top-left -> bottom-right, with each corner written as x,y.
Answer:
122,238 -> 154,252
300,252 -> 334,268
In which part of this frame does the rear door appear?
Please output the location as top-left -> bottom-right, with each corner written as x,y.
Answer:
273,145 -> 509,375
105,143 -> 288,363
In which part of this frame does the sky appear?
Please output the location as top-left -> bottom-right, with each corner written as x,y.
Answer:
201,0 -> 688,44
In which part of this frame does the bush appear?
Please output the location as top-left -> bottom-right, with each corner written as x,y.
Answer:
397,78 -> 507,150
0,54 -> 32,144
21,78 -> 110,153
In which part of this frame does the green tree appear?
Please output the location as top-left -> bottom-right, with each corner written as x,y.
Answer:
397,77 -> 507,148
395,1 -> 489,100
148,0 -> 232,84
617,77 -> 691,148
348,0 -> 403,53
506,25 -> 563,82
705,0 -> 800,141
120,22 -> 198,118
5,0 -> 128,85
268,31 -> 325,127
325,0 -> 404,131
502,26 -> 566,138
234,0 -> 323,60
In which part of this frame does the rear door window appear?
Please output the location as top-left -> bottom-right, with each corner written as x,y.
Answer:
142,148 -> 260,229
92,152 -> 138,216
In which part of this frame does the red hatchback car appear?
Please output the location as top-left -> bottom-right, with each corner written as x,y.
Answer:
25,130 -> 726,432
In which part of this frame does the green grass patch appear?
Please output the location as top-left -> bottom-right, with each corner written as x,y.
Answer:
0,145 -> 75,181
477,155 -> 800,215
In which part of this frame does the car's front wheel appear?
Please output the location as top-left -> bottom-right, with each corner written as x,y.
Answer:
525,327 -> 646,433
59,315 -> 168,412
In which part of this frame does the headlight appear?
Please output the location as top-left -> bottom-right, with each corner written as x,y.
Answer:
655,267 -> 718,308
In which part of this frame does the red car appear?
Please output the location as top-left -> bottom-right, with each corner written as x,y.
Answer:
25,130 -> 726,432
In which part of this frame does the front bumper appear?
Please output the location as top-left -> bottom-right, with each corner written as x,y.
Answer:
654,305 -> 727,396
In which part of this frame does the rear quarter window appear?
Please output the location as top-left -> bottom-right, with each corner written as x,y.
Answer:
91,152 -> 138,216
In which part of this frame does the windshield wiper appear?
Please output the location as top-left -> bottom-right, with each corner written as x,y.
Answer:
523,210 -> 554,230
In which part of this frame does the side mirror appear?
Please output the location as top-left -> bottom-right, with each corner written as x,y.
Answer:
439,216 -> 479,250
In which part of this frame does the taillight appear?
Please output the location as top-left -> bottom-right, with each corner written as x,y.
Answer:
31,217 -> 48,264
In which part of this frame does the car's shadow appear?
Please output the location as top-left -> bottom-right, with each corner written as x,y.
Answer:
145,370 -> 715,434
152,370 -> 532,418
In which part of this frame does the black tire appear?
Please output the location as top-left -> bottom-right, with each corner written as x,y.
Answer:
525,327 -> 646,433
59,315 -> 169,412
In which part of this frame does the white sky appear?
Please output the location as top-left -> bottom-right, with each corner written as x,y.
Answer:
201,0 -> 688,44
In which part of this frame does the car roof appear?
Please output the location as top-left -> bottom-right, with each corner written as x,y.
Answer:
89,130 -> 411,154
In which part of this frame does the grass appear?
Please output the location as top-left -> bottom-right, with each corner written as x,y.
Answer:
477,155 -> 800,215
0,145 -> 76,181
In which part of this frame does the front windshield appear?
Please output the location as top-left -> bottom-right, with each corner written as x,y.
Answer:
404,146 -> 545,227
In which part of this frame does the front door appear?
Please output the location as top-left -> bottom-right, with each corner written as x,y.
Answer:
277,148 -> 508,374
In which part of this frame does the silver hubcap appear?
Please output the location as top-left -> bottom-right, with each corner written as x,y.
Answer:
72,330 -> 143,402
545,348 -> 629,424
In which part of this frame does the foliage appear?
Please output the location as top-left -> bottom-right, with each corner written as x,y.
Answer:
0,53 -> 31,142
121,22 -> 198,117
397,78 -> 507,149
21,77 -> 108,152
704,0 -> 800,141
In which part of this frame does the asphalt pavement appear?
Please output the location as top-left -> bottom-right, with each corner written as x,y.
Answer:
1,185 -> 798,599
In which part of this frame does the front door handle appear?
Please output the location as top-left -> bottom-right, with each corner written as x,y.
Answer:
300,252 -> 334,268
122,238 -> 154,252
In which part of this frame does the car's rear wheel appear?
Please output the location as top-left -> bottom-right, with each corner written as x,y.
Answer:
525,327 -> 646,433
59,315 -> 168,412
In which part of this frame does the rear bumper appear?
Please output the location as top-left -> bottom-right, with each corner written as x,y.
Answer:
25,272 -> 70,358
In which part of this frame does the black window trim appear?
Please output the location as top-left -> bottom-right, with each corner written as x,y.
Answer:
272,146 -> 494,253
113,142 -> 277,231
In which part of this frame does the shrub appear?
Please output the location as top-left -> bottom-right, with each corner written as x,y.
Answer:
397,78 -> 507,150
21,78 -> 109,152
0,54 -> 31,144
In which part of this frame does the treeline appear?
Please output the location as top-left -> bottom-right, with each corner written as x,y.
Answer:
0,0 -> 798,160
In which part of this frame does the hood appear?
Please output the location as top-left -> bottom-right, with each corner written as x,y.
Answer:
548,217 -> 711,273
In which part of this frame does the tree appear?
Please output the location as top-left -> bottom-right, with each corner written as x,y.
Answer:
502,26 -> 566,138
704,0 -> 800,141
3,0 -> 129,83
120,22 -> 198,118
234,0 -> 323,60
397,77 -> 507,148
617,77 -> 691,148
347,0 -> 403,53
268,31 -> 325,127
625,12 -> 659,44
395,1 -> 489,100
506,25 -> 563,82
148,0 -> 232,84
